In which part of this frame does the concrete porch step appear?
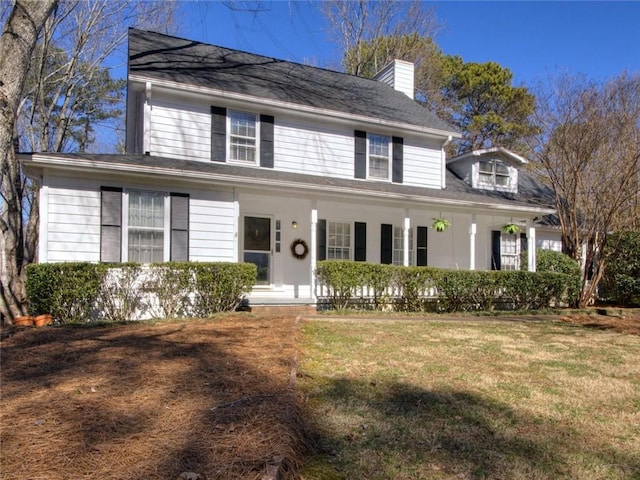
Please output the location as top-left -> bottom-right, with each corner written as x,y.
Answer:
248,304 -> 317,316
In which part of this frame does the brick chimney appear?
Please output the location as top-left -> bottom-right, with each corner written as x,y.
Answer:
374,59 -> 415,99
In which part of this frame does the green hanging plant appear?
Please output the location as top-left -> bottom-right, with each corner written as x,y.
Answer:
432,217 -> 451,232
502,223 -> 520,235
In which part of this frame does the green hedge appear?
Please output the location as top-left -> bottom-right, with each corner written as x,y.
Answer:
601,232 -> 640,306
317,260 -> 579,312
26,262 -> 257,324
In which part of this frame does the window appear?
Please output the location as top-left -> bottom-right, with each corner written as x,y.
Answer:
128,191 -> 165,263
229,111 -> 257,163
328,221 -> 351,260
393,226 -> 414,266
479,160 -> 510,188
500,233 -> 520,270
368,134 -> 391,180
101,188 -> 189,263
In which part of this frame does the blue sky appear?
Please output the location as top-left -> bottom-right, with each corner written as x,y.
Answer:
178,1 -> 640,86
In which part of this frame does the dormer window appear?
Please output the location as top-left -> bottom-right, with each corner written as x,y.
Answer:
229,110 -> 258,163
479,159 -> 510,188
368,134 -> 391,180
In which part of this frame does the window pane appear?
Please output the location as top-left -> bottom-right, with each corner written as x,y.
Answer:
393,226 -> 414,266
129,191 -> 164,228
128,230 -> 163,263
479,161 -> 493,174
244,216 -> 270,251
495,163 -> 509,175
244,252 -> 270,285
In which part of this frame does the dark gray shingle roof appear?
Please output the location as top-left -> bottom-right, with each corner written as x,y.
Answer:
29,153 -> 554,212
128,29 -> 456,134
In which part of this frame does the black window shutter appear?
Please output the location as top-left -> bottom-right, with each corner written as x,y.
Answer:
520,232 -> 528,252
491,230 -> 502,270
381,224 -> 393,264
354,130 -> 366,179
211,106 -> 226,162
317,219 -> 327,261
354,222 -> 367,262
260,114 -> 274,168
392,136 -> 403,184
100,187 -> 122,263
170,193 -> 189,261
417,226 -> 428,266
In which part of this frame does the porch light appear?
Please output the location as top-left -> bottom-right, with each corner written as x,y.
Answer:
292,221 -> 298,229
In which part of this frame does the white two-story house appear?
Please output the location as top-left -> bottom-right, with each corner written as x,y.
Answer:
21,29 -> 559,305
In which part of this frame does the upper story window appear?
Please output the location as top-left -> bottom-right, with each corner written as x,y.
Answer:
478,159 -> 510,188
229,110 -> 258,163
368,134 -> 391,180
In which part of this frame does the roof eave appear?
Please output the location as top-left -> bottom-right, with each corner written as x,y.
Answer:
23,154 -> 554,216
128,74 -> 461,140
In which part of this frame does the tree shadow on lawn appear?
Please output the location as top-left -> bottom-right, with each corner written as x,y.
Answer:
0,319 -> 310,480
303,378 -> 640,479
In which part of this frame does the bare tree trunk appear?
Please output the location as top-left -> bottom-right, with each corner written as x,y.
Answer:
0,0 -> 57,323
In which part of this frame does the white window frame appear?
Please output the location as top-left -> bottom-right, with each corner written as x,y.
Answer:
478,159 -> 511,190
122,190 -> 171,263
367,133 -> 392,181
500,232 -> 520,271
327,221 -> 351,260
227,110 -> 259,165
393,226 -> 414,266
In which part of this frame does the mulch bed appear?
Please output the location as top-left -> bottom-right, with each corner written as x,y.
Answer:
559,310 -> 640,335
0,316 -> 310,480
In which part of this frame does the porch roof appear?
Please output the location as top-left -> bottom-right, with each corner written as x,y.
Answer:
22,153 -> 555,215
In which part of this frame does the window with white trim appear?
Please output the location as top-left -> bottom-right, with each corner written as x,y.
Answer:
328,221 -> 351,260
500,233 -> 520,270
127,190 -> 166,263
393,226 -> 414,266
229,110 -> 258,163
368,134 -> 391,180
479,159 -> 510,188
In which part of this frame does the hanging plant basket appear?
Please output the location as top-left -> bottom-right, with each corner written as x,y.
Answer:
432,217 -> 450,232
502,223 -> 520,235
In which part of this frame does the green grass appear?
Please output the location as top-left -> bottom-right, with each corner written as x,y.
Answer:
299,319 -> 640,480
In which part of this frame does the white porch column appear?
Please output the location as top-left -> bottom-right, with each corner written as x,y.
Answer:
403,212 -> 410,267
528,224 -> 537,272
232,188 -> 239,262
469,214 -> 477,270
310,207 -> 318,299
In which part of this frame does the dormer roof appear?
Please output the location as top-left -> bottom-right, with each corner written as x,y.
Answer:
127,29 -> 458,137
447,147 -> 529,165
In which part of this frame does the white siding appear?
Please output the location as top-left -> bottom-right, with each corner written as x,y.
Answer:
402,137 -> 442,188
274,118 -> 354,178
189,191 -> 236,261
46,179 -> 101,262
149,97 -> 211,161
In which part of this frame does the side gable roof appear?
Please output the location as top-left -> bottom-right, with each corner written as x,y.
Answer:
128,29 -> 457,135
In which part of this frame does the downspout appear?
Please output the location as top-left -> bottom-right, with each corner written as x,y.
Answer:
441,135 -> 453,189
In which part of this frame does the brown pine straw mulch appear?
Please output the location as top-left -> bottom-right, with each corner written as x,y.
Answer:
0,315 -> 311,480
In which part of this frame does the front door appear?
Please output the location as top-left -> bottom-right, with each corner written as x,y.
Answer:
243,216 -> 271,285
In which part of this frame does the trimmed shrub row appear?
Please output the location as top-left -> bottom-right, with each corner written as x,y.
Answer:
316,260 -> 580,312
25,262 -> 257,324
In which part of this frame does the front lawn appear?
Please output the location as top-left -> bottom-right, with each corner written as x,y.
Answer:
299,317 -> 640,479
